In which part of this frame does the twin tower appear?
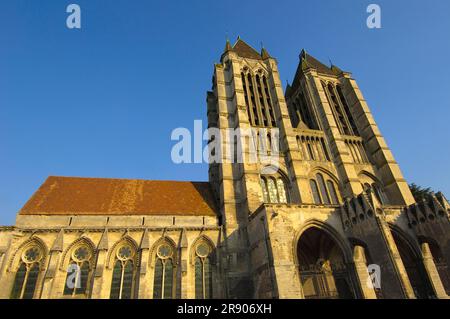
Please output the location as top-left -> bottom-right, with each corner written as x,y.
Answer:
0,39 -> 448,300
207,38 -> 450,299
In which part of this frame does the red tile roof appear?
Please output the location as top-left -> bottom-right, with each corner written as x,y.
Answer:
19,176 -> 218,217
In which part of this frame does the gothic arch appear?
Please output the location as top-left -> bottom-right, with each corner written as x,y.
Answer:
8,236 -> 49,272
308,167 -> 343,204
293,219 -> 352,265
189,235 -> 216,266
149,236 -> 178,268
358,170 -> 383,186
389,223 -> 434,298
308,167 -> 340,186
294,219 -> 357,299
260,167 -> 291,204
389,224 -> 421,258
106,235 -> 139,269
60,236 -> 97,270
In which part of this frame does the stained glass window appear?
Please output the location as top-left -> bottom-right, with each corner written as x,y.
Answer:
316,174 -> 331,204
153,243 -> 175,299
261,175 -> 289,204
110,244 -> 136,299
195,242 -> 213,299
327,180 -> 339,204
267,178 -> 278,203
10,246 -> 43,299
153,259 -> 163,299
110,261 -> 122,299
260,178 -> 269,202
310,179 -> 322,204
63,244 -> 93,297
163,259 -> 173,299
277,179 -> 287,203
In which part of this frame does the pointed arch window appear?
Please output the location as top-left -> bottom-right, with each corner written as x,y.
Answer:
110,243 -> 137,299
310,179 -> 322,204
316,173 -> 331,205
336,85 -> 359,136
323,82 -> 355,136
260,178 -> 269,202
363,182 -> 387,205
310,173 -> 341,205
153,243 -> 175,299
327,180 -> 339,205
10,245 -> 43,299
260,174 -> 289,204
241,69 -> 276,128
63,245 -> 94,297
194,242 -> 213,299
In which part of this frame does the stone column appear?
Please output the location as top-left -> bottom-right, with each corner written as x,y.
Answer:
421,242 -> 448,299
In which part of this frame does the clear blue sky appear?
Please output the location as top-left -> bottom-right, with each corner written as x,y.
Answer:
0,0 -> 449,225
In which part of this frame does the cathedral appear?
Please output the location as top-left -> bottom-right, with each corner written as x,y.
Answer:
0,38 -> 449,299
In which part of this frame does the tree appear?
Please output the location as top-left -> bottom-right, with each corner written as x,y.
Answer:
409,183 -> 436,202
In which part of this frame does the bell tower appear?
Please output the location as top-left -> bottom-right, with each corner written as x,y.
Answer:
285,50 -> 415,206
207,38 -> 307,297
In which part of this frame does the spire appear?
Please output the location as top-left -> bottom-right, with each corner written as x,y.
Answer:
224,38 -> 232,53
261,46 -> 270,59
300,49 -> 307,60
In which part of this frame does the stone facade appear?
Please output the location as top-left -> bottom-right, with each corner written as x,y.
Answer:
0,39 -> 449,299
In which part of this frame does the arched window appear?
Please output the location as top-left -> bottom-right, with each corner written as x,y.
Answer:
241,70 -> 276,128
336,85 -> 359,136
372,183 -> 387,205
194,242 -> 213,299
277,178 -> 288,203
260,174 -> 289,204
10,245 -> 43,299
63,244 -> 94,297
316,173 -> 331,204
262,75 -> 276,127
310,179 -> 321,204
310,173 -> 341,205
267,177 -> 278,203
260,177 -> 269,202
323,82 -> 352,136
153,242 -> 175,299
110,243 -> 137,299
327,180 -> 339,205
362,181 -> 388,205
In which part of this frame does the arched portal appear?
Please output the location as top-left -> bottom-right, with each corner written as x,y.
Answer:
391,230 -> 434,298
297,227 -> 356,299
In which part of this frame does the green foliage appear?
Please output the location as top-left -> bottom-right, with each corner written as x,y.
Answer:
409,183 -> 436,202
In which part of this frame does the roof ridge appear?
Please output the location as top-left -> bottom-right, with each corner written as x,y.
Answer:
47,176 -> 210,184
